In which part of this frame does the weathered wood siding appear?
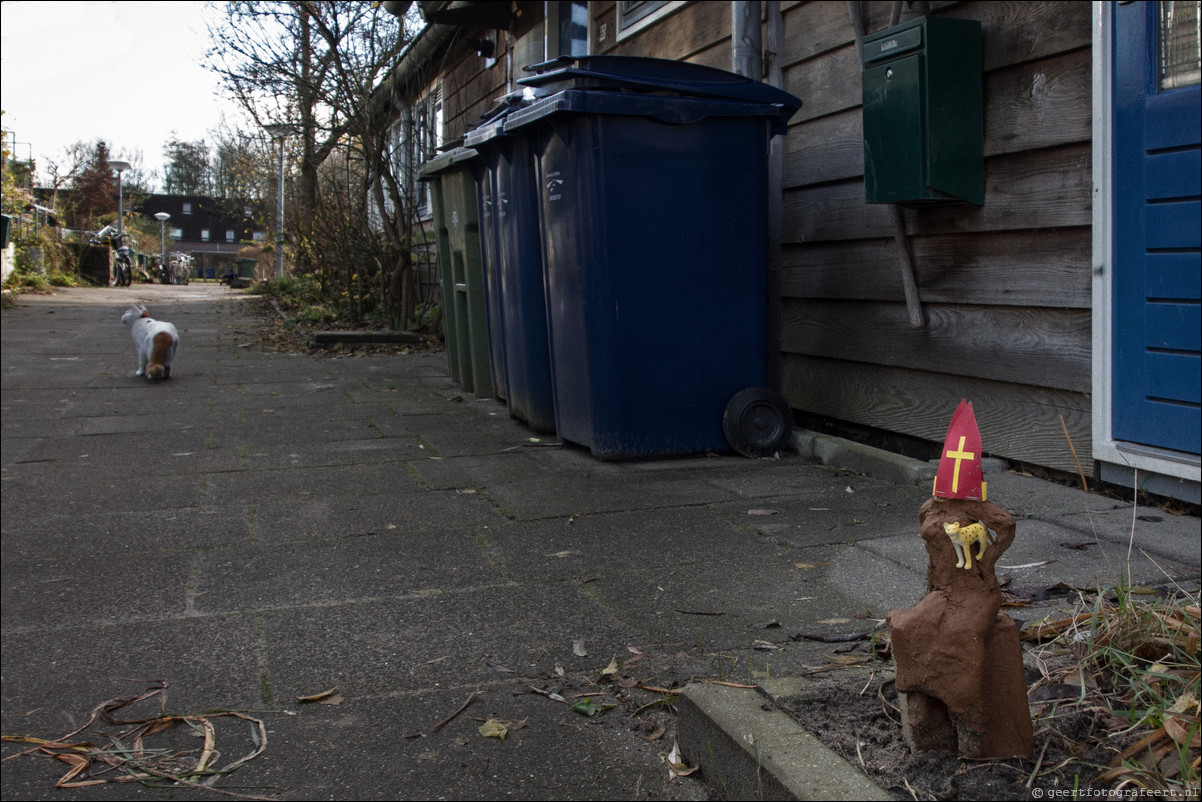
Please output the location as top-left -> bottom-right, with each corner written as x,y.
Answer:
776,0 -> 1093,473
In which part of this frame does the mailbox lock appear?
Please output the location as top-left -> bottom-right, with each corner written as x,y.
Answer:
885,67 -> 894,81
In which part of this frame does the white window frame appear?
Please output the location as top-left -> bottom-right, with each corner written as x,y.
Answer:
412,85 -> 444,219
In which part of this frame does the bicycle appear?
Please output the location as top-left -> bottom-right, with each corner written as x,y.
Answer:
114,244 -> 133,287
168,254 -> 191,285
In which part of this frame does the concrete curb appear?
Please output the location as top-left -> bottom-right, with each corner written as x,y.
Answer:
678,679 -> 892,801
792,429 -> 936,487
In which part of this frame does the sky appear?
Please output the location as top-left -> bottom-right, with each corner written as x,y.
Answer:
1,0 -> 244,189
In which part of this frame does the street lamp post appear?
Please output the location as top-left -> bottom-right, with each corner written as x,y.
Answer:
155,212 -> 170,278
110,159 -> 131,239
264,124 -> 294,280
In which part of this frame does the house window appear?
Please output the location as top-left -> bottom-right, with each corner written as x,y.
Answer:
412,87 -> 443,216
617,0 -> 687,40
1160,1 -> 1201,89
170,228 -> 182,239
182,203 -> 193,215
201,229 -> 210,242
226,230 -> 236,243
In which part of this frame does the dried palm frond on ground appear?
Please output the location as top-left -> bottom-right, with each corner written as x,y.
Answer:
1,681 -> 274,800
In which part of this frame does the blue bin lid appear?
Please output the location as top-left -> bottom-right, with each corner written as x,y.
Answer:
504,88 -> 796,137
519,55 -> 801,118
465,89 -> 543,149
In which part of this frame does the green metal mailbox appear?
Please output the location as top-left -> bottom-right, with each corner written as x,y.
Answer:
861,16 -> 983,205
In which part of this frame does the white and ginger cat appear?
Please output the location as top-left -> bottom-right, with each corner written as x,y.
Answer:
122,303 -> 179,380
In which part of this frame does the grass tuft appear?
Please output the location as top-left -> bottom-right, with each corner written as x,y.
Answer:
1026,586 -> 1200,794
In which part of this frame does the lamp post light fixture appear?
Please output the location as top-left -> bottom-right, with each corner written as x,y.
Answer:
110,159 -> 132,239
264,124 -> 294,279
154,212 -> 171,275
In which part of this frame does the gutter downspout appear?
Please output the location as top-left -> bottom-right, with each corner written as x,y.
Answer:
391,22 -> 460,110
733,1 -> 786,390
765,2 -> 784,391
732,2 -> 762,80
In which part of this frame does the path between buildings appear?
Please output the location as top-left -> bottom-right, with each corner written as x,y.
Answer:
2,285 -> 1198,800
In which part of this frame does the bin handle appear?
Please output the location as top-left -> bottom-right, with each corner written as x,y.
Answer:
644,104 -> 789,128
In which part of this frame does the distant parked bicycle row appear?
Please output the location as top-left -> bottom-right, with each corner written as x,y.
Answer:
90,226 -> 191,287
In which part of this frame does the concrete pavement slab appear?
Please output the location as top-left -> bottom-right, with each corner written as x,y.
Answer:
1,506 -> 254,557
192,530 -> 507,614
252,490 -> 502,544
256,584 -> 637,695
0,549 -> 193,629
1,615 -> 265,728
1046,505 -> 1202,566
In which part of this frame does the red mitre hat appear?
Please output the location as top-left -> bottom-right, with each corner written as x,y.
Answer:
933,399 -> 986,501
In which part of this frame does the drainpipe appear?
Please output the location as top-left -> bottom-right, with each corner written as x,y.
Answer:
765,2 -> 785,390
400,103 -> 416,208
734,1 -> 786,390
732,2 -> 762,80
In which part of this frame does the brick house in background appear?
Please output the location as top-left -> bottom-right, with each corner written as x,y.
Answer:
137,194 -> 265,277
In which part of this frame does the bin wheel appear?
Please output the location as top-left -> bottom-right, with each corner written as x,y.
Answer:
723,387 -> 793,458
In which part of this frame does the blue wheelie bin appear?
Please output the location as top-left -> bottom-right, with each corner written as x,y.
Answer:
506,57 -> 800,459
465,95 -> 557,434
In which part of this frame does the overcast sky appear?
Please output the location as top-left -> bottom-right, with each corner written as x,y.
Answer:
1,0 -> 244,188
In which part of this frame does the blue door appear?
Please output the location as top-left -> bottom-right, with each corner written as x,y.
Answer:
1112,1 -> 1201,456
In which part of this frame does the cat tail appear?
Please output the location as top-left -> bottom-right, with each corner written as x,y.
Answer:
147,331 -> 174,379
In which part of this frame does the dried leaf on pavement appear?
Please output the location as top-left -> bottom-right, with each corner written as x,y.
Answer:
478,717 -> 527,740
666,739 -> 698,780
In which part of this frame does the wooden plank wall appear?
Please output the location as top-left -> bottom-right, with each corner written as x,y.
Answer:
588,0 -> 1094,474
776,0 -> 1093,473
